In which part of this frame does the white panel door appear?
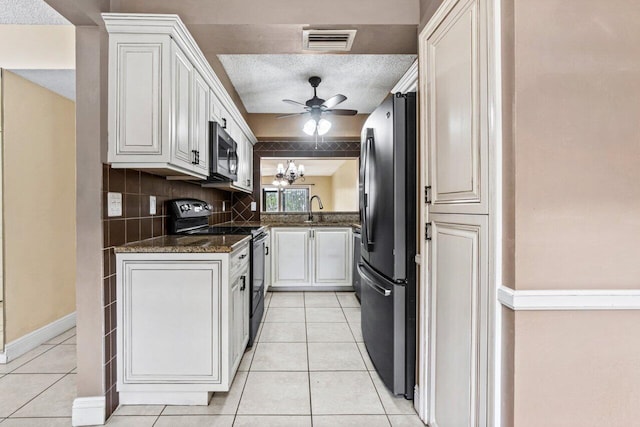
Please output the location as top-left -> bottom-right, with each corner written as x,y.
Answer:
108,35 -> 171,164
191,71 -> 209,176
122,261 -> 222,384
425,0 -> 488,214
171,42 -> 194,171
312,228 -> 352,286
271,228 -> 311,287
427,214 -> 488,427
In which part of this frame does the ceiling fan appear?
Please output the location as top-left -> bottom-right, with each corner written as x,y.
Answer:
277,76 -> 357,135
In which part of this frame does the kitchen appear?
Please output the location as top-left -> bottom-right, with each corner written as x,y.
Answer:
100,10 -> 419,423
1,0 -> 638,426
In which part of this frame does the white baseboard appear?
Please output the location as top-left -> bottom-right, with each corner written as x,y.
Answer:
72,396 -> 106,426
498,286 -> 640,310
0,312 -> 76,364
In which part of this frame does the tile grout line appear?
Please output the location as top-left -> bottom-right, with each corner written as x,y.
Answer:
232,298 -> 267,424
304,291 -> 314,427
5,367 -> 74,419
0,330 -> 76,420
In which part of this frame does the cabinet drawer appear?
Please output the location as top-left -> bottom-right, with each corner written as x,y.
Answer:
230,244 -> 250,277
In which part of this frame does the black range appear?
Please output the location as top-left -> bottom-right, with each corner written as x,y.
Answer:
167,199 -> 266,347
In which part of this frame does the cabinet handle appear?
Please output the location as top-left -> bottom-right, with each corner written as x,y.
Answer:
192,150 -> 200,165
239,254 -> 247,260
265,245 -> 269,256
222,118 -> 227,129
240,275 -> 246,291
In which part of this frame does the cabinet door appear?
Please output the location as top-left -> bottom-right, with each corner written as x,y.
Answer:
424,0 -> 488,214
108,36 -> 169,163
312,228 -> 352,286
209,89 -> 221,122
171,42 -> 194,171
264,232 -> 272,293
191,71 -> 209,176
245,138 -> 254,191
229,274 -> 241,367
120,260 -> 222,384
233,124 -> 245,189
427,213 -> 488,427
271,228 -> 311,287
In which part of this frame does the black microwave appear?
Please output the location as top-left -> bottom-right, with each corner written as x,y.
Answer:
208,121 -> 238,182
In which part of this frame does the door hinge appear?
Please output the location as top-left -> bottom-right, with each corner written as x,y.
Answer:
425,222 -> 432,241
425,186 -> 432,204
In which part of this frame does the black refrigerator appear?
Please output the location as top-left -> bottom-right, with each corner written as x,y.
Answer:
358,92 -> 416,399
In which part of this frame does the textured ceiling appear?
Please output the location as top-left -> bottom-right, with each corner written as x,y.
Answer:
9,69 -> 75,100
0,0 -> 70,24
260,158 -> 356,177
218,54 -> 416,114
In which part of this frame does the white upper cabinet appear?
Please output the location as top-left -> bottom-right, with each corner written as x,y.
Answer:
104,14 -> 256,182
191,70 -> 210,175
422,0 -> 489,214
171,42 -> 195,171
108,35 -> 170,162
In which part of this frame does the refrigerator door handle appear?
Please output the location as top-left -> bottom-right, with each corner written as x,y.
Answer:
358,263 -> 391,297
363,133 -> 375,250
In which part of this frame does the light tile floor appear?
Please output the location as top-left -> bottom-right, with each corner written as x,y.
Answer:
0,292 -> 424,426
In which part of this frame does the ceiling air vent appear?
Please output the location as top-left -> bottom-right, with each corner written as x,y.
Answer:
302,29 -> 357,52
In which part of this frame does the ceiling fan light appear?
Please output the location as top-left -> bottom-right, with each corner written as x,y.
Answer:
317,118 -> 332,135
303,118 -> 317,135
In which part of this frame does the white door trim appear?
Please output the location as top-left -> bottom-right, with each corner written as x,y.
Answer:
498,286 -> 640,311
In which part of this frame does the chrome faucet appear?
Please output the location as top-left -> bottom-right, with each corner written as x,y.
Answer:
308,195 -> 324,222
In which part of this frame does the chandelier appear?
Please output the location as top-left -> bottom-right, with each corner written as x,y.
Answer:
272,160 -> 305,186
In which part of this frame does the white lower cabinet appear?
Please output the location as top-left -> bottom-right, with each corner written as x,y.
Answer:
116,242 -> 250,405
271,227 -> 352,288
264,230 -> 272,293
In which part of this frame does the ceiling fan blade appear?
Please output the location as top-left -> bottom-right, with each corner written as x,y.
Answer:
276,112 -> 308,119
282,99 -> 307,107
324,109 -> 358,116
322,94 -> 347,109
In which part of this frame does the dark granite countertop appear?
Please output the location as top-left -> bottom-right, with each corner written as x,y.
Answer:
219,221 -> 361,229
114,234 -> 251,254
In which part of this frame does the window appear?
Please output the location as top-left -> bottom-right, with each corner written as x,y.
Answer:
261,186 -> 310,212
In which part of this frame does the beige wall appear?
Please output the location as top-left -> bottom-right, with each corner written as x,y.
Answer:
0,25 -> 75,69
506,0 -> 640,424
248,113 -> 368,140
331,160 -> 359,211
261,176 -> 335,211
2,71 -> 76,342
514,311 -> 640,426
513,0 -> 640,291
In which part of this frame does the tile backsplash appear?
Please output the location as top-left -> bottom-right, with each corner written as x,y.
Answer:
101,164 -> 231,417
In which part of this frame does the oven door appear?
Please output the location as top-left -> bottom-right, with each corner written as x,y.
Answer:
209,121 -> 238,181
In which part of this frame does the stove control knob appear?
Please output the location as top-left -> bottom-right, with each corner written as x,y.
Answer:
180,204 -> 191,212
